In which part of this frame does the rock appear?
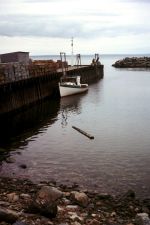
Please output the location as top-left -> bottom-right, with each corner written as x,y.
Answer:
47,222 -> 54,225
20,193 -> 31,199
71,222 -> 81,225
91,213 -> 97,217
36,186 -> 63,202
111,211 -> 117,217
71,191 -> 89,207
19,164 -> 27,169
64,192 -> 70,198
28,185 -> 63,218
142,199 -> 150,214
96,193 -> 113,200
12,221 -> 28,225
66,205 -> 79,211
0,206 -> 19,223
112,57 -> 150,68
62,197 -> 71,205
86,219 -> 100,225
135,213 -> 150,225
127,223 -> 134,225
7,193 -> 19,202
118,189 -> 135,202
0,201 -> 10,207
68,212 -> 83,222
124,190 -> 135,199
5,157 -> 16,163
58,223 -> 69,225
29,200 -> 57,218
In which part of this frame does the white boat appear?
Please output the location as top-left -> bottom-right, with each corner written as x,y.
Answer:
59,76 -> 88,97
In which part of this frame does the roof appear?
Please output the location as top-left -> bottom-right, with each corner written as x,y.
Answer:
0,51 -> 29,56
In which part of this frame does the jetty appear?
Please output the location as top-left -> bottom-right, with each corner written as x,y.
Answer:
0,52 -> 104,115
112,56 -> 150,68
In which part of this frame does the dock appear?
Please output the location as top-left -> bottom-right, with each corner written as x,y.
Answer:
0,62 -> 104,116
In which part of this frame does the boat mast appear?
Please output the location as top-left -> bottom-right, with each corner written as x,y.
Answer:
71,37 -> 74,67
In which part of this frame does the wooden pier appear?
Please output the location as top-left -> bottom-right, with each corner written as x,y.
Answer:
0,64 -> 104,115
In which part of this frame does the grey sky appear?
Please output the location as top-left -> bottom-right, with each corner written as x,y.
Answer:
0,0 -> 150,55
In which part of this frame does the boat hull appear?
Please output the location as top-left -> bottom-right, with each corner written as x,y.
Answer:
59,84 -> 88,97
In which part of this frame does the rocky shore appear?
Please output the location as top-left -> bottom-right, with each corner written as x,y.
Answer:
112,57 -> 150,68
0,177 -> 150,225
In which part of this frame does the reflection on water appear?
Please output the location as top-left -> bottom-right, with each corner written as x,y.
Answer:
0,99 -> 60,161
114,67 -> 150,72
60,93 -> 86,127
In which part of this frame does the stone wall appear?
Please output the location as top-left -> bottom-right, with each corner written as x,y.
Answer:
0,63 -> 30,83
0,60 -> 69,84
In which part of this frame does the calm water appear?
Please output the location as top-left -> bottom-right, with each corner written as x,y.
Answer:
0,54 -> 150,197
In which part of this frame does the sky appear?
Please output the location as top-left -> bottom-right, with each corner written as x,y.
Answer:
0,0 -> 150,55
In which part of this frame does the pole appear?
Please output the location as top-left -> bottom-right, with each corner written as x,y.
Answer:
71,37 -> 74,67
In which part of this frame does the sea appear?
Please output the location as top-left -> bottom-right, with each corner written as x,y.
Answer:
0,54 -> 150,198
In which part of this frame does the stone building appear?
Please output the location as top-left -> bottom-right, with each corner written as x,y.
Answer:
0,51 -> 29,64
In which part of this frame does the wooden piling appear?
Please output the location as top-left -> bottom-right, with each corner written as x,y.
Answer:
72,126 -> 94,139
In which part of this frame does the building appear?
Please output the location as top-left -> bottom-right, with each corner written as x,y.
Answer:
0,51 -> 29,64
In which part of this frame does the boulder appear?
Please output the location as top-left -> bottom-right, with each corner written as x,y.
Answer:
28,186 -> 63,218
36,186 -> 63,202
70,191 -> 89,207
0,207 -> 19,223
112,57 -> 150,68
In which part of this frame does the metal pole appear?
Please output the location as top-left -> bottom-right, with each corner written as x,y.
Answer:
71,37 -> 74,67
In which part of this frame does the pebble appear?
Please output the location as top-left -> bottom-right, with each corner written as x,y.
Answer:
19,164 -> 27,169
12,221 -> 28,225
135,213 -> 150,225
70,191 -> 88,207
7,193 -> 19,203
20,193 -> 31,199
0,177 -> 149,225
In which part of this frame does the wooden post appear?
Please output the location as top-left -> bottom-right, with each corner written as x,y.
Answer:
72,126 -> 94,139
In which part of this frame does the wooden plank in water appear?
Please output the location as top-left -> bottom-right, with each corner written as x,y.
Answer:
72,126 -> 94,139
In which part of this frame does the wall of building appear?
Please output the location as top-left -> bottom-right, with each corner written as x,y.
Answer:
0,52 -> 29,64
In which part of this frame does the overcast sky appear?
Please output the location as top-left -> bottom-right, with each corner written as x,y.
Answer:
0,0 -> 150,55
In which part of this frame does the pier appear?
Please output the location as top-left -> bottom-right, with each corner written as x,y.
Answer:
0,62 -> 104,115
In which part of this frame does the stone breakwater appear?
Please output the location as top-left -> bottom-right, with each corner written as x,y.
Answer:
112,57 -> 150,68
0,177 -> 150,225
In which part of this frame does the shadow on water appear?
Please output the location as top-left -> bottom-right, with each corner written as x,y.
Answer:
0,99 -> 60,162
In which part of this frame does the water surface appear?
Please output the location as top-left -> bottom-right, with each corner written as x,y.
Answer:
0,54 -> 150,197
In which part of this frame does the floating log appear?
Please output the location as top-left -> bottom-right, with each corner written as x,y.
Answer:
72,126 -> 94,139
